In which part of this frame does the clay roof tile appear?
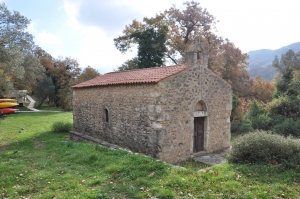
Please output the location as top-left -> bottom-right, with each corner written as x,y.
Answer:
72,65 -> 190,88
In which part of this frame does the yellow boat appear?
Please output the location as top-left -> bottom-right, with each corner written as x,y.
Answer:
0,102 -> 18,108
0,98 -> 17,103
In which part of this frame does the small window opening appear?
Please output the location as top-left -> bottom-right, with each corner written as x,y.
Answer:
197,51 -> 201,60
104,108 -> 109,123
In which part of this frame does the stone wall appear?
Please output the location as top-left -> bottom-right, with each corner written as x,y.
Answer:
72,83 -> 164,158
72,65 -> 232,164
148,65 -> 232,163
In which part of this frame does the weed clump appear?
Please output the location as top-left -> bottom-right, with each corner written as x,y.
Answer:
52,121 -> 72,133
229,131 -> 300,170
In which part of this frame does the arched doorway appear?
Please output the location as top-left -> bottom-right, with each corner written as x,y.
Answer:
193,100 -> 207,152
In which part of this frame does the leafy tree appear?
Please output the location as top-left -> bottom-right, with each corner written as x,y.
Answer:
231,94 -> 241,121
209,40 -> 250,96
114,1 -> 251,99
115,57 -> 140,71
40,55 -> 81,110
250,75 -> 275,103
272,49 -> 300,75
165,0 -> 215,63
272,118 -> 300,137
12,53 -> 45,92
0,3 -> 43,96
0,45 -> 23,96
269,49 -> 300,119
77,66 -> 100,83
231,119 -> 253,134
114,1 -> 215,65
130,27 -> 168,68
247,101 -> 271,130
0,3 -> 33,49
34,74 -> 56,108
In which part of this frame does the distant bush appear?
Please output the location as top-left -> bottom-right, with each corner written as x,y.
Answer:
52,121 -> 72,133
251,113 -> 272,130
231,119 -> 253,134
229,131 -> 300,169
247,101 -> 272,130
272,118 -> 300,137
268,95 -> 300,119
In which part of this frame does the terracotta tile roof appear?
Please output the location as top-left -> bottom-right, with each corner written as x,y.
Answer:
72,65 -> 190,88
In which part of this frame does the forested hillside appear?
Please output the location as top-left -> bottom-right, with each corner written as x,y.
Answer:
247,42 -> 300,80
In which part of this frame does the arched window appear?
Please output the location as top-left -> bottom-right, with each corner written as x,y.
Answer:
104,108 -> 109,123
195,100 -> 207,111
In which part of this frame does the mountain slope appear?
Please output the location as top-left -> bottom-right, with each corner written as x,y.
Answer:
247,42 -> 300,80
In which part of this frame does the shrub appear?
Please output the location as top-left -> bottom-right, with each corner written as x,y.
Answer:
251,113 -> 272,130
268,95 -> 300,119
248,100 -> 266,118
229,131 -> 300,169
231,119 -> 253,134
247,101 -> 272,130
272,118 -> 300,137
52,121 -> 72,132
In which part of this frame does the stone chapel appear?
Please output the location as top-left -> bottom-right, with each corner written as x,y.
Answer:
71,42 -> 232,163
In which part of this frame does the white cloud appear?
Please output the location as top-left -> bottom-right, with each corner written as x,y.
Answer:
63,0 -> 81,30
61,0 -> 136,73
38,30 -> 63,45
71,23 -> 136,73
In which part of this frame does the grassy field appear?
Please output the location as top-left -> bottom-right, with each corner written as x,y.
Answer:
0,112 -> 300,198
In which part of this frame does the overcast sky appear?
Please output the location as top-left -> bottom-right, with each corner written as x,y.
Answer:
2,0 -> 300,74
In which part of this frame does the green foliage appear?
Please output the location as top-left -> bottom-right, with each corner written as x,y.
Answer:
231,119 -> 253,134
248,100 -> 266,118
230,94 -> 241,121
34,74 -> 56,107
114,1 -> 216,65
272,118 -> 300,137
229,131 -> 300,169
269,95 -> 300,119
57,86 -> 73,111
272,49 -> 300,75
246,101 -> 271,130
231,96 -> 272,134
251,113 -> 272,130
0,3 -> 43,96
115,57 -> 140,71
130,26 -> 168,68
270,49 -> 300,119
77,66 -> 100,83
52,121 -> 72,133
273,70 -> 294,97
39,56 -> 81,110
115,26 -> 168,71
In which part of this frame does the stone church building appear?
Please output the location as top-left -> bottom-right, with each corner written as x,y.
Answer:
71,42 -> 232,164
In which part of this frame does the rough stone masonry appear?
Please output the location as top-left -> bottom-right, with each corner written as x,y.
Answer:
71,42 -> 232,164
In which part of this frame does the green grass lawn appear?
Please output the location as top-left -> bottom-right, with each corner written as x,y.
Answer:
0,113 -> 299,198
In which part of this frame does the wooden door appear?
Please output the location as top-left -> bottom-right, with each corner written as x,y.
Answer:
194,117 -> 204,152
